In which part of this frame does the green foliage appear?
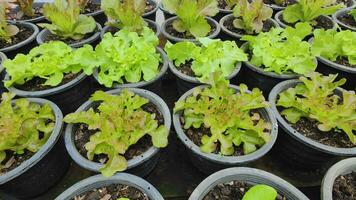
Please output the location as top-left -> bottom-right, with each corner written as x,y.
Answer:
162,0 -> 219,38
242,185 -> 277,200
0,3 -> 19,43
64,90 -> 169,177
95,28 -> 161,88
18,0 -> 35,17
283,0 -> 343,24
350,9 -> 356,21
277,72 -> 356,144
117,198 -> 130,200
77,0 -> 89,11
312,29 -> 356,66
38,0 -> 96,40
224,0 -> 238,9
101,0 -> 147,33
232,0 -> 273,34
0,93 -> 55,166
241,22 -> 316,74
3,41 -> 97,88
174,72 -> 271,155
165,38 -> 247,82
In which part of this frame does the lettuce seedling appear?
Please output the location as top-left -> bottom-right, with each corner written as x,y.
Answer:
241,22 -> 316,74
174,72 -> 271,155
0,93 -> 55,166
95,28 -> 161,87
350,9 -> 356,21
242,185 -> 277,200
0,3 -> 19,43
4,41 -> 97,88
162,0 -> 219,38
277,72 -> 356,144
165,37 -> 247,82
38,0 -> 96,40
232,0 -> 273,34
64,90 -> 169,177
101,0 -> 146,33
283,0 -> 343,24
18,0 -> 35,17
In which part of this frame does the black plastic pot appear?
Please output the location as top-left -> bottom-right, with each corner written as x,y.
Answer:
84,0 -> 106,26
0,21 -> 39,59
158,1 -> 175,20
36,22 -> 102,48
9,2 -> 45,23
333,7 -> 356,31
189,167 -> 309,200
0,52 -> 7,95
6,72 -> 93,115
0,98 -> 69,199
55,173 -> 164,200
173,85 -> 278,174
321,157 -> 356,200
161,16 -> 221,43
64,88 -> 171,177
143,0 -> 159,21
100,19 -> 161,38
269,79 -> 356,170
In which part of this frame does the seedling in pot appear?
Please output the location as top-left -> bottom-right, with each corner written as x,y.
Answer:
64,90 -> 169,177
0,3 -> 19,43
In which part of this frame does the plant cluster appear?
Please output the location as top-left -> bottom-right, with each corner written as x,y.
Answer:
0,93 -> 55,167
38,0 -> 96,40
95,28 -> 161,87
18,0 -> 35,17
241,22 -> 317,74
3,41 -> 97,88
232,0 -> 273,34
174,72 -> 272,155
277,72 -> 356,144
0,3 -> 19,43
312,29 -> 356,66
165,38 -> 247,82
64,90 -> 169,177
242,184 -> 277,200
162,0 -> 219,38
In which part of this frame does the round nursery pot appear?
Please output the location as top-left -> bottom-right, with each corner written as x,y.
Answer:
158,2 -> 175,20
93,48 -> 168,96
8,2 -> 45,23
173,85 -> 278,174
189,167 -> 309,200
214,7 -> 233,22
55,173 -> 164,200
36,22 -> 102,48
321,157 -> 356,200
0,98 -> 69,199
0,21 -> 39,58
0,52 -> 7,95
100,19 -> 161,38
333,7 -> 356,32
269,79 -> 356,170
84,0 -> 106,26
143,0 -> 159,21
169,61 -> 242,96
161,16 -> 221,43
6,72 -> 93,115
64,88 -> 171,177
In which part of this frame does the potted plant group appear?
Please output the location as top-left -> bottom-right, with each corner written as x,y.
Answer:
164,37 -> 248,95
189,167 -> 309,199
0,93 -> 69,199
161,0 -> 221,43
269,72 -> 356,171
3,41 -> 98,114
36,0 -> 102,48
55,173 -> 164,200
64,88 -> 171,177
333,7 -> 356,31
7,0 -> 45,23
173,72 -> 278,174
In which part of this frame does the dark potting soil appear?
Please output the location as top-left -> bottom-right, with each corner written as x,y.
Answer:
177,60 -> 195,77
337,13 -> 356,28
166,20 -> 217,39
0,25 -> 34,49
0,150 -> 34,175
74,102 -> 164,164
15,72 -> 80,91
145,0 -> 156,14
43,27 -> 99,45
263,0 -> 297,7
333,172 -> 356,200
72,184 -> 150,200
279,14 -> 334,30
203,181 -> 286,200
335,56 -> 356,68
224,17 -> 276,36
8,7 -> 42,21
82,1 -> 101,14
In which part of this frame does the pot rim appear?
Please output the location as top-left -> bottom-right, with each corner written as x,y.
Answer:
333,7 -> 356,32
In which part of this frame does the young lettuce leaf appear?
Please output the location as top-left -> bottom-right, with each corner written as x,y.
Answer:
64,90 -> 169,177
18,0 -> 35,17
242,185 -> 277,200
0,3 -> 19,43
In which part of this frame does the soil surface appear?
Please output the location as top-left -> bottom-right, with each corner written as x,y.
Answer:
263,0 -> 297,7
0,150 -> 34,175
176,60 -> 195,77
82,1 -> 101,14
333,172 -> 356,200
334,56 -> 356,68
15,73 -> 80,91
8,7 -> 42,21
203,181 -> 286,200
279,14 -> 334,30
43,27 -> 98,45
224,17 -> 276,36
73,184 -> 150,200
166,20 -> 216,39
0,24 -> 34,49
74,102 -> 164,164
337,13 -> 356,28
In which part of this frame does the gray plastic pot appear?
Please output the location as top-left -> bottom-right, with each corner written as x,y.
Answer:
143,0 -> 159,21
5,72 -> 93,115
36,22 -> 102,48
189,167 -> 309,200
333,7 -> 356,31
158,2 -> 176,20
84,0 -> 106,26
0,52 -> 6,95
214,8 -> 233,21
0,21 -> 39,58
0,98 -> 70,199
9,2 -> 45,23
64,88 -> 171,177
269,79 -> 356,170
173,84 -> 278,174
93,48 -> 168,96
161,16 -> 221,43
321,157 -> 356,200
55,173 -> 164,200
100,19 -> 161,38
